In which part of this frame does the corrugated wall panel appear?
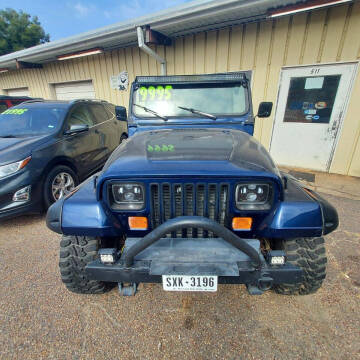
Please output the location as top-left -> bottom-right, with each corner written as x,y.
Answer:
205,31 -> 217,73
0,3 -> 359,175
216,29 -> 230,72
228,25 -> 243,72
184,35 -> 195,75
174,38 -> 184,74
166,44 -> 175,75
302,10 -> 327,64
320,6 -> 348,63
285,13 -> 307,65
341,3 -> 360,61
252,21 -> 274,140
259,17 -> 289,149
241,23 -> 257,70
194,33 -> 206,74
155,45 -> 165,75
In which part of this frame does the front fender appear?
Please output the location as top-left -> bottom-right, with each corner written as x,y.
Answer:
257,201 -> 323,238
257,176 -> 338,238
46,176 -> 123,236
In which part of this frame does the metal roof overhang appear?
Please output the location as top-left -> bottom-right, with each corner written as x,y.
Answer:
0,0 -> 305,69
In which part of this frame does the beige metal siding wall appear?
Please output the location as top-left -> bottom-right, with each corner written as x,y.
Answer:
0,3 -> 359,175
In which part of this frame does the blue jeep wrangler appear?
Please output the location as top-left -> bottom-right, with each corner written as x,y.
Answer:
46,73 -> 338,296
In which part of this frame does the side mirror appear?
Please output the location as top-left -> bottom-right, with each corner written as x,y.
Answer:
257,102 -> 273,118
115,106 -> 127,121
65,124 -> 89,135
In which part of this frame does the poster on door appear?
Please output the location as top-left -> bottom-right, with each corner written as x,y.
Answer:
284,75 -> 341,124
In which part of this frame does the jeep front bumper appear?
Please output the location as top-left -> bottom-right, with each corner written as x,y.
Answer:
85,216 -> 303,293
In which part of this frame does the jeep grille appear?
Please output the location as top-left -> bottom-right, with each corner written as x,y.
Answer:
150,183 -> 229,238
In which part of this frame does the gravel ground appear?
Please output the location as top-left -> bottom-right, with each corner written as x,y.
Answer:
0,193 -> 359,360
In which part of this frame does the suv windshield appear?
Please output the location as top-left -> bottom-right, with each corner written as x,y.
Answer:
0,105 -> 67,137
133,83 -> 248,118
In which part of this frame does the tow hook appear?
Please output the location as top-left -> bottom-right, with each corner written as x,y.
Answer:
257,273 -> 273,291
118,282 -> 138,296
246,273 -> 274,295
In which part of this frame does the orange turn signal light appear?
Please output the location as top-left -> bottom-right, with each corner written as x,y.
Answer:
128,216 -> 148,230
232,217 -> 252,231
19,156 -> 31,169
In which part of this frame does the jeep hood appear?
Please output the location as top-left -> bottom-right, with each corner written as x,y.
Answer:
99,129 -> 281,182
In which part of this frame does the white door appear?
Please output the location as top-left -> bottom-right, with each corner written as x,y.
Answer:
7,87 -> 30,96
55,80 -> 95,100
270,63 -> 357,172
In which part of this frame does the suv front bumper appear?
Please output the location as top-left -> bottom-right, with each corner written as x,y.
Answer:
85,216 -> 303,292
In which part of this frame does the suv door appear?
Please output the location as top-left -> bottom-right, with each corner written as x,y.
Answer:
90,103 -> 121,155
63,103 -> 103,178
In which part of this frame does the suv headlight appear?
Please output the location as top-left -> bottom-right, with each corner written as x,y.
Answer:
110,183 -> 145,210
0,156 -> 31,180
235,183 -> 272,210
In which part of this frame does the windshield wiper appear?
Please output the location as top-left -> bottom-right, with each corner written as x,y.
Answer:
133,103 -> 168,121
0,135 -> 17,138
178,106 -> 217,120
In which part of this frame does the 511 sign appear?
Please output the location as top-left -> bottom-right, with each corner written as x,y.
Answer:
310,68 -> 321,75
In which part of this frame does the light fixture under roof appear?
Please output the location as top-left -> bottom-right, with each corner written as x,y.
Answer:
57,48 -> 103,61
268,0 -> 352,18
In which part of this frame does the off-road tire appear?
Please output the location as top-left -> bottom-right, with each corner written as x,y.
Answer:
274,237 -> 327,295
59,235 -> 112,294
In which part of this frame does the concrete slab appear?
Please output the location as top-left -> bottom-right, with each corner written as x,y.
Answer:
280,166 -> 360,200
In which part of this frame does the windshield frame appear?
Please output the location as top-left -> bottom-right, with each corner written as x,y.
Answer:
130,80 -> 251,120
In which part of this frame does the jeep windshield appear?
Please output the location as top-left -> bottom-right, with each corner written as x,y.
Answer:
132,82 -> 248,119
0,104 -> 67,137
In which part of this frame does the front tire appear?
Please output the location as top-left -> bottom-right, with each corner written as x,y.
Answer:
274,237 -> 327,295
43,165 -> 78,209
59,235 -> 112,294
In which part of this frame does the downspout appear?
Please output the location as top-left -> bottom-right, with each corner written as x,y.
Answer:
137,27 -> 167,75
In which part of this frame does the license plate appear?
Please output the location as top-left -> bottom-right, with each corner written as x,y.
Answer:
162,275 -> 218,292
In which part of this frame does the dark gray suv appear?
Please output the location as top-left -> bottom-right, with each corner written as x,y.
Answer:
0,99 -> 128,220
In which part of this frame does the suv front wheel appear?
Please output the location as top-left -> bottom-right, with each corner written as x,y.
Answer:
43,165 -> 78,208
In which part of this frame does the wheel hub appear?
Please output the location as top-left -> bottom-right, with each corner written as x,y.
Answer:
51,172 -> 75,201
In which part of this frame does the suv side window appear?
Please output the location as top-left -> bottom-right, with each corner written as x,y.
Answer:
67,104 -> 95,130
90,104 -> 111,125
104,104 -> 116,119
